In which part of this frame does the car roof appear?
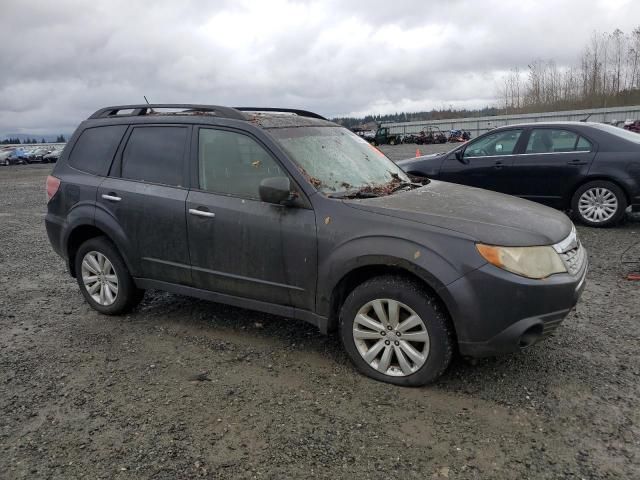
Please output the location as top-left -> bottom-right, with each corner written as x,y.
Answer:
86,104 -> 338,130
492,121 -> 601,130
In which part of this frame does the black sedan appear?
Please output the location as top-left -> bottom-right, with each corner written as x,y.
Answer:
397,122 -> 640,227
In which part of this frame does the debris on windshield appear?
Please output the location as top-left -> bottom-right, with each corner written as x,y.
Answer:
297,166 -> 323,189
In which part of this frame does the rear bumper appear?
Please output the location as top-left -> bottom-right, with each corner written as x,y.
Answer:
441,255 -> 587,357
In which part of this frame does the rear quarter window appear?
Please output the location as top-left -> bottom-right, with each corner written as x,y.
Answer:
68,125 -> 127,175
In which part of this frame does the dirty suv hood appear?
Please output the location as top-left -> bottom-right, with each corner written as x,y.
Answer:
345,180 -> 573,246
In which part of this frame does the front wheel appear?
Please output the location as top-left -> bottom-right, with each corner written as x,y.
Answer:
74,237 -> 144,314
571,180 -> 627,227
339,276 -> 453,386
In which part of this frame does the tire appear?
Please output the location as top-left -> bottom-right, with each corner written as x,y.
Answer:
74,236 -> 144,314
571,180 -> 627,227
339,275 -> 453,386
389,138 -> 396,145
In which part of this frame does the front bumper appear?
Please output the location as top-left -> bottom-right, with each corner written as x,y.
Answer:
441,250 -> 587,358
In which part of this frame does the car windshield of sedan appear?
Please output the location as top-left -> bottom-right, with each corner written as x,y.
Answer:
270,126 -> 413,197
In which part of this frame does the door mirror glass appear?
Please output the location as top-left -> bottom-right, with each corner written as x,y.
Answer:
259,177 -> 295,205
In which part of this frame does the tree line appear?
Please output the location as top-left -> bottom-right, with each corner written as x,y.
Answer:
333,107 -> 501,129
335,26 -> 640,128
498,27 -> 640,114
0,135 -> 66,145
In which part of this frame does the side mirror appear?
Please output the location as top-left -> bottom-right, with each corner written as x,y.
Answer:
259,177 -> 296,205
455,149 -> 469,164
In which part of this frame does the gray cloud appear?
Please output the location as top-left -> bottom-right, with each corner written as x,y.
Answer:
0,0 -> 637,135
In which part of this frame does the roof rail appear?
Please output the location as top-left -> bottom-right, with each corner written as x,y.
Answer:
88,104 -> 247,121
235,107 -> 327,120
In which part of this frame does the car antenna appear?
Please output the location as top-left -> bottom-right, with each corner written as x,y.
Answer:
580,113 -> 592,122
143,96 -> 154,115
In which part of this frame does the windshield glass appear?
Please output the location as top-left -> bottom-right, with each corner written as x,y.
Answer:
590,123 -> 640,144
270,126 -> 410,195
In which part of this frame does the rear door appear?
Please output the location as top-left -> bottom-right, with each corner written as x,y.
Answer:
438,128 -> 524,193
186,126 -> 317,310
96,124 -> 191,285
505,128 -> 596,207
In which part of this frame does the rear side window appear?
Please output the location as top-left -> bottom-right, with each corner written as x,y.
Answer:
576,136 -> 593,152
121,126 -> 187,186
68,125 -> 127,175
525,129 -> 580,153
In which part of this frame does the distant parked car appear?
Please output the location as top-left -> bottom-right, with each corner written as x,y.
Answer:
28,147 -> 51,162
397,122 -> 640,227
0,149 -> 13,166
624,120 -> 640,134
42,149 -> 62,163
7,148 -> 29,165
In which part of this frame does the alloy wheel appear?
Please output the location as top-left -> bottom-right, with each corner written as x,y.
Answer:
81,251 -> 119,306
578,187 -> 618,223
353,299 -> 430,377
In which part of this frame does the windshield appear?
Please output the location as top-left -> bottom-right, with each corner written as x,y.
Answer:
590,123 -> 640,144
270,126 -> 411,195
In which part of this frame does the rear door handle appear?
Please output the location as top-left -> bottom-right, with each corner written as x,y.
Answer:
189,208 -> 215,218
101,193 -> 121,202
567,160 -> 588,166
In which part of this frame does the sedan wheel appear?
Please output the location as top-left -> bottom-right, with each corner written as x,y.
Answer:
578,187 -> 618,223
81,251 -> 119,306
353,299 -> 429,376
572,180 -> 626,227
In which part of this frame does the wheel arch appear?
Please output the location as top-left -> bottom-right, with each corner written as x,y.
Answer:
325,263 -> 456,338
570,176 -> 631,206
66,218 -> 137,279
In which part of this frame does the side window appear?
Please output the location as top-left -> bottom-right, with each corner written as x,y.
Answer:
525,129 -> 579,154
121,126 -> 187,186
198,129 -> 284,199
576,136 -> 593,152
68,125 -> 127,175
464,129 -> 522,158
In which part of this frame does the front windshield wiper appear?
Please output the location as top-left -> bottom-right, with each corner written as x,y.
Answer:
389,181 -> 424,193
327,190 -> 381,199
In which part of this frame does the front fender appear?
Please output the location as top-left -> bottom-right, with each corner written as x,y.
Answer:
316,235 -> 468,317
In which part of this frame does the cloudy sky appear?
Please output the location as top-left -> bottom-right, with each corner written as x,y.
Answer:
0,0 -> 637,136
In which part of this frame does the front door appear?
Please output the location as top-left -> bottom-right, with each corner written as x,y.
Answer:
186,127 -> 317,310
439,128 -> 525,193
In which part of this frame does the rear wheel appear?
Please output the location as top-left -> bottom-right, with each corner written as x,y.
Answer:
339,275 -> 453,386
572,180 -> 626,227
74,237 -> 144,314
389,138 -> 396,145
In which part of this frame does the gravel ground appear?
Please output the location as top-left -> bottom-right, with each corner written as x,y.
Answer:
1,157 -> 639,479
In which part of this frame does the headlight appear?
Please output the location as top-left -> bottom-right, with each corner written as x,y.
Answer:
476,244 -> 567,279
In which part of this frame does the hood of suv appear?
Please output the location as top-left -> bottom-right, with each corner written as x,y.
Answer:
344,180 -> 573,246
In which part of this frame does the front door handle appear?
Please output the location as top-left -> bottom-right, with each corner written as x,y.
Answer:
567,159 -> 588,166
494,160 -> 504,170
101,193 -> 121,202
189,208 -> 215,218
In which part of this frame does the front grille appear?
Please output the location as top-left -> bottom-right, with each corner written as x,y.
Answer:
558,243 -> 586,276
553,226 -> 586,276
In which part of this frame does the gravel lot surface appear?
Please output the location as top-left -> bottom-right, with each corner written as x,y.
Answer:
1,154 -> 639,479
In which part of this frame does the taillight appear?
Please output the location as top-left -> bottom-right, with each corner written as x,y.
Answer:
46,175 -> 61,201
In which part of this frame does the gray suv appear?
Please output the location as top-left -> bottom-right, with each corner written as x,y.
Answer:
45,104 -> 588,386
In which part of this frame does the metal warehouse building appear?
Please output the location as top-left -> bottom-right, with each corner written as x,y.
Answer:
383,105 -> 640,137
